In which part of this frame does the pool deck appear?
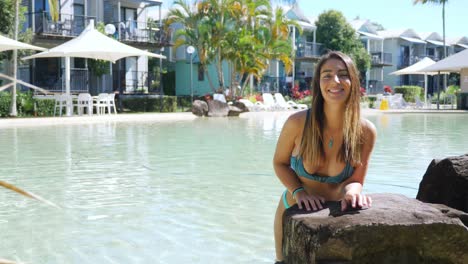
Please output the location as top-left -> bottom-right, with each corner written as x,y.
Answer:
0,109 -> 466,128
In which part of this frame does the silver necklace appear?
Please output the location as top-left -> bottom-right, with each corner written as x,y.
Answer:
328,137 -> 334,148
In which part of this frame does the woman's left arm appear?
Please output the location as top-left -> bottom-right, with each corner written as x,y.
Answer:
341,119 -> 377,211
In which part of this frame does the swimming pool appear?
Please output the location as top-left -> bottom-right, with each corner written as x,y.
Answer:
0,112 -> 467,263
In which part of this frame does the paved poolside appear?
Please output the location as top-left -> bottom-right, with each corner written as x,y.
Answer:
0,109 -> 466,128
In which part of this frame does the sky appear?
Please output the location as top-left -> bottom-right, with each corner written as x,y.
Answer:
296,0 -> 467,38
159,0 -> 468,38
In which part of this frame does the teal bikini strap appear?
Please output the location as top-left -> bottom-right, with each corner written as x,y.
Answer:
282,190 -> 291,209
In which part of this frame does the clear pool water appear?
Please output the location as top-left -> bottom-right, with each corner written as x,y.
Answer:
0,112 -> 467,263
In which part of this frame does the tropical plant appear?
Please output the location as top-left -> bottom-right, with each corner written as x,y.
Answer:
167,0 -> 297,96
166,0 -> 217,92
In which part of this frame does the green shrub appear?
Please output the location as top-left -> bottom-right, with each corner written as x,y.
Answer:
34,98 -> 55,116
394,86 -> 422,102
446,85 -> 460,95
297,95 -> 312,106
0,92 -> 11,117
121,96 -> 177,113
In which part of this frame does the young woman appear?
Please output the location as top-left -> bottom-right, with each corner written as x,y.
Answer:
273,51 -> 377,263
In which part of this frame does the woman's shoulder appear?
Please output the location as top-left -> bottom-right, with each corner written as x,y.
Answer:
286,109 -> 309,126
281,109 -> 309,133
360,118 -> 377,139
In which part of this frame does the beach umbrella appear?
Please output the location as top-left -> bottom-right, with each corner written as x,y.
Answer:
421,48 -> 468,72
0,35 -> 47,93
0,34 -> 46,52
23,20 -> 166,116
390,57 -> 447,105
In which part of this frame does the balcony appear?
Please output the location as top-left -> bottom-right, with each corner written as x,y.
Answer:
296,42 -> 324,60
110,21 -> 171,47
370,52 -> 392,67
425,55 -> 441,61
398,54 -> 426,68
25,12 -> 96,38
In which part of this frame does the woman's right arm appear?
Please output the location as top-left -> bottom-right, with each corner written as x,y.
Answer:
273,114 -> 302,194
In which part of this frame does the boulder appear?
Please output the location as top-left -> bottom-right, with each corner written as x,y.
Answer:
416,154 -> 468,213
283,193 -> 468,264
231,101 -> 249,113
227,105 -> 242,116
191,100 -> 208,116
207,100 -> 229,117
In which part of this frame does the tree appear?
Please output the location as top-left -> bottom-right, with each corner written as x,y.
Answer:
414,0 -> 448,110
413,0 -> 448,58
166,0 -> 217,92
315,10 -> 370,74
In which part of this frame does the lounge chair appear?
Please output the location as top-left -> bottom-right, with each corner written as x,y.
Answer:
239,99 -> 266,111
390,93 -> 408,109
262,93 -> 279,111
414,97 -> 424,109
274,93 -> 307,110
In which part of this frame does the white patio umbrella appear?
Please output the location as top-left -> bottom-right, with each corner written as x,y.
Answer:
0,35 -> 48,93
0,34 -> 46,52
421,48 -> 468,72
389,57 -> 446,105
23,20 -> 166,116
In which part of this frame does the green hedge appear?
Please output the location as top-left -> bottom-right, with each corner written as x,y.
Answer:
1,92 -> 180,117
0,91 -> 55,117
121,96 -> 177,112
394,86 -> 423,102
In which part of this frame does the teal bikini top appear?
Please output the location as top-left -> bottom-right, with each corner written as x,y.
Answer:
291,109 -> 354,183
290,156 -> 354,183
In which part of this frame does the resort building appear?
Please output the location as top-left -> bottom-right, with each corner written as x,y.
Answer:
19,0 -> 168,95
377,29 -> 427,89
448,36 -> 468,54
282,5 -> 322,93
351,19 -> 392,94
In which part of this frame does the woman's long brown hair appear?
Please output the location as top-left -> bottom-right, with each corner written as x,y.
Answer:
299,51 -> 362,166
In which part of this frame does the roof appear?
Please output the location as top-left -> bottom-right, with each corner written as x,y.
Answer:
358,31 -> 383,40
419,32 -> 442,41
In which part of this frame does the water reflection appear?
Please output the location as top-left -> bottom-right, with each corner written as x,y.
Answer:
0,113 -> 467,263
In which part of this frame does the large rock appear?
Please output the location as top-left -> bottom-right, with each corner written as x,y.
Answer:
227,105 -> 242,116
417,154 -> 468,213
207,100 -> 230,117
231,101 -> 249,113
191,100 -> 208,116
283,193 -> 468,264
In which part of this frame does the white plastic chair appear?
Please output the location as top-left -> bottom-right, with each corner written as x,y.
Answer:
94,93 -> 109,115
74,93 -> 93,116
107,93 -> 117,114
54,93 -> 72,116
239,98 -> 266,111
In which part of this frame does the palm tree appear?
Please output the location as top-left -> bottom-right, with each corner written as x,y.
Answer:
413,0 -> 448,58
414,0 -> 448,110
166,0 -> 217,92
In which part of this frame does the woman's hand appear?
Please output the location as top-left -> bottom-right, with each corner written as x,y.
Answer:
294,189 -> 325,211
341,191 -> 372,211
